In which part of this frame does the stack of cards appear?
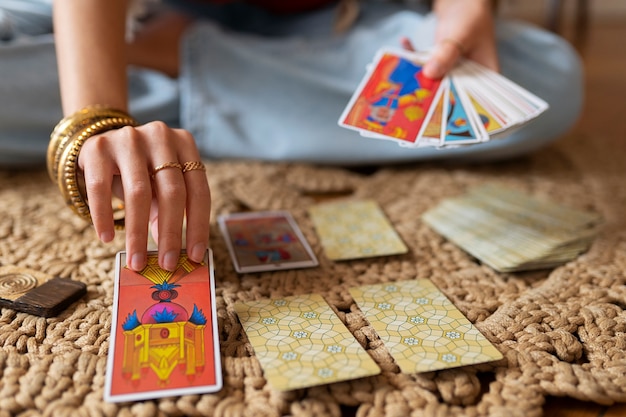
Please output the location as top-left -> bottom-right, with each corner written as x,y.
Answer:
338,48 -> 548,148
422,184 -> 604,272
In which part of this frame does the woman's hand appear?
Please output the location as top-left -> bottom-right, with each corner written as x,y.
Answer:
54,1 -> 208,272
78,122 -> 211,272
419,0 -> 499,79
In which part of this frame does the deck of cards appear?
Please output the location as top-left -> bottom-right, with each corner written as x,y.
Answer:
338,48 -> 548,148
422,184 -> 603,272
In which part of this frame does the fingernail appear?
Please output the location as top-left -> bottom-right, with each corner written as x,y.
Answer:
190,243 -> 206,262
163,251 -> 179,271
130,253 -> 146,271
100,231 -> 114,243
423,62 -> 441,79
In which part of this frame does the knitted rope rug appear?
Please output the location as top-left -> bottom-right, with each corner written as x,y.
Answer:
0,136 -> 625,417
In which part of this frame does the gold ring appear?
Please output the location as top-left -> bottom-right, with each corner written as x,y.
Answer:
182,161 -> 206,173
441,38 -> 465,55
153,161 -> 183,176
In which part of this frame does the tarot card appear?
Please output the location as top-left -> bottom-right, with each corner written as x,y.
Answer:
419,77 -> 448,145
234,293 -> 381,391
339,48 -> 443,145
104,250 -> 222,403
218,211 -> 318,273
441,78 -> 488,146
308,199 -> 408,261
350,280 -> 503,373
463,88 -> 506,135
361,75 -> 447,147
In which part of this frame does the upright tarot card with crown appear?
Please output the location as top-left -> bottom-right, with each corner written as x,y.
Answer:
105,250 -> 222,402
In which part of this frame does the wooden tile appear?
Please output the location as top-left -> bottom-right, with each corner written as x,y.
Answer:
0,266 -> 86,317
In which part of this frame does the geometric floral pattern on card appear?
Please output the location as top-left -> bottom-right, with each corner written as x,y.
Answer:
308,200 -> 408,261
350,280 -> 503,373
234,294 -> 381,391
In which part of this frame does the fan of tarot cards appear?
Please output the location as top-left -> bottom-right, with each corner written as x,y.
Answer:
338,48 -> 548,148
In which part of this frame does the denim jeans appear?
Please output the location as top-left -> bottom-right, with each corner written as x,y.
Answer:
0,0 -> 583,167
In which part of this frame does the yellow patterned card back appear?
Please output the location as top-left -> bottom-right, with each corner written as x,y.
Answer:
234,293 -> 381,391
350,280 -> 502,373
308,200 -> 408,261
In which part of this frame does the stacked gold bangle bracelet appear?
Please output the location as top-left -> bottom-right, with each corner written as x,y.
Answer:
47,106 -> 138,230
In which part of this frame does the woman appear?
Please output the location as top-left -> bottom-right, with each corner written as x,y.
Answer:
0,0 -> 583,272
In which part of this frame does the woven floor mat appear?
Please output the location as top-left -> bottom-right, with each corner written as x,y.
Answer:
1,136 -> 625,417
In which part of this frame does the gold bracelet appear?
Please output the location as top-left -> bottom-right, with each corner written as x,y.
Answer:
50,108 -> 138,230
47,106 -> 133,183
57,116 -> 137,228
57,116 -> 137,229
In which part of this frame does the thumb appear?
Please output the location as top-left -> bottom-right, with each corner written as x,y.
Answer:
423,39 -> 464,79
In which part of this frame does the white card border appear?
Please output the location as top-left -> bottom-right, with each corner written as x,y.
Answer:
104,249 -> 223,403
218,211 -> 319,273
338,48 -> 441,145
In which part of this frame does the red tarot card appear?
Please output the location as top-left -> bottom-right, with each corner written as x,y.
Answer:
218,211 -> 319,273
105,250 -> 222,402
339,49 -> 442,145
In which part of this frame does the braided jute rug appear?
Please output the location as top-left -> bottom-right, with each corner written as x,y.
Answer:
1,133 -> 625,417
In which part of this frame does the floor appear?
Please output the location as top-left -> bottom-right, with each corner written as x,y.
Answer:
499,6 -> 626,417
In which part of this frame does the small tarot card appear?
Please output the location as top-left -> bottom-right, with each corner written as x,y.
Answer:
458,84 -> 507,136
104,250 -> 222,402
218,211 -> 319,273
234,293 -> 381,391
418,77 -> 448,146
308,199 -> 408,261
350,280 -> 503,373
440,77 -> 489,146
338,48 -> 443,146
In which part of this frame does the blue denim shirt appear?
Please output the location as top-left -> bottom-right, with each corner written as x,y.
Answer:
0,0 -> 582,166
